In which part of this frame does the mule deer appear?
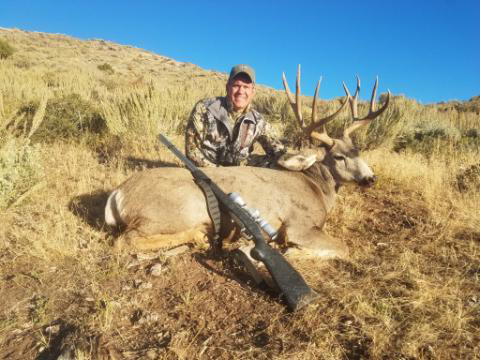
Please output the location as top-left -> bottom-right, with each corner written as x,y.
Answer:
105,65 -> 390,259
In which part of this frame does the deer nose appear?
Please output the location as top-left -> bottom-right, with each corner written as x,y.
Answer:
359,175 -> 377,187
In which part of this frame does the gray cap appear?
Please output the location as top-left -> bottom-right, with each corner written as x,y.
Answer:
228,64 -> 256,83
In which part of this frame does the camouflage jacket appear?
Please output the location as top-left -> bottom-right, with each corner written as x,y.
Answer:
185,97 -> 285,167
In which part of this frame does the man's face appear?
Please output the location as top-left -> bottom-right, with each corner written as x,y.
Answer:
227,74 -> 256,112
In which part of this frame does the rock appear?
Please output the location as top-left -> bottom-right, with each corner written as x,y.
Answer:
149,263 -> 164,277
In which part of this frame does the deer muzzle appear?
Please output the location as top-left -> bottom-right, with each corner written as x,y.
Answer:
359,175 -> 377,187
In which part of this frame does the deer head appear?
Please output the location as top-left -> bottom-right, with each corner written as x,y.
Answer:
280,65 -> 390,187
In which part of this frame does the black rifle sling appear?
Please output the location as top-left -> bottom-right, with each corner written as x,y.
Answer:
195,178 -> 222,250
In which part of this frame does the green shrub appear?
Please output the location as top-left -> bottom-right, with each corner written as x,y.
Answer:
32,94 -> 107,142
393,121 -> 463,157
455,163 -> 480,192
393,120 -> 480,157
0,39 -> 15,59
465,128 -> 478,138
97,63 -> 114,74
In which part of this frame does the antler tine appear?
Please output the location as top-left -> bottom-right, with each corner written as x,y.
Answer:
343,75 -> 360,121
364,89 -> 391,120
283,66 -> 352,145
307,73 -> 346,137
360,77 -> 390,120
282,72 -> 295,104
354,76 -> 361,98
362,77 -> 391,120
311,76 -> 322,131
282,66 -> 304,129
343,77 -> 391,137
369,76 -> 379,114
344,76 -> 360,119
305,95 -> 349,136
296,64 -> 303,128
305,76 -> 349,136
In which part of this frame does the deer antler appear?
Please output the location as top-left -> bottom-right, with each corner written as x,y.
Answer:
282,65 -> 349,146
342,76 -> 391,138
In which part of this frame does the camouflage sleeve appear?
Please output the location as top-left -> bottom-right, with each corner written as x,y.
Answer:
256,120 -> 286,158
184,101 -> 217,167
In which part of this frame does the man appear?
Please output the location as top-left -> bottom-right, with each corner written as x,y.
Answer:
185,64 -> 285,167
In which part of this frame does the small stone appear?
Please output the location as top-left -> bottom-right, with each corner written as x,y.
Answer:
467,296 -> 478,307
149,263 -> 164,277
376,242 -> 388,248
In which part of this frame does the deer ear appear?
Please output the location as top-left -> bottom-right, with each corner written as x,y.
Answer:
278,152 -> 317,171
314,147 -> 328,162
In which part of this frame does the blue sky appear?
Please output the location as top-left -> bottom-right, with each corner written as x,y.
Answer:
1,0 -> 479,103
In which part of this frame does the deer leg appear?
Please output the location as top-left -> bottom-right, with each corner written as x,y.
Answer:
283,228 -> 347,260
114,225 -> 210,252
232,244 -> 284,290
231,248 -> 265,286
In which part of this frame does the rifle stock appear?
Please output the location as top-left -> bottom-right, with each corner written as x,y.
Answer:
159,134 -> 317,311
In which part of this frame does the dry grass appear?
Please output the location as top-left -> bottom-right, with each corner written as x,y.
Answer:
0,28 -> 479,359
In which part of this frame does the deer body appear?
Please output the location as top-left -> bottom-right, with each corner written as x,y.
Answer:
105,159 -> 347,258
105,65 -> 390,259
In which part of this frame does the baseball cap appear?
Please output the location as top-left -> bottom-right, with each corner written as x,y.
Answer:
228,64 -> 256,84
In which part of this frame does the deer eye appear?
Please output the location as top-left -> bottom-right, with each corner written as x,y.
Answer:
333,154 -> 346,161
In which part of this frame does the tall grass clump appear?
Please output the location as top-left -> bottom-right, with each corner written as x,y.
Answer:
100,82 -> 166,142
0,137 -> 43,209
0,39 -> 15,59
99,77 -> 225,147
0,88 -> 48,209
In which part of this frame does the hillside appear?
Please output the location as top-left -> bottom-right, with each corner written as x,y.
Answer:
0,27 -> 222,83
0,28 -> 479,360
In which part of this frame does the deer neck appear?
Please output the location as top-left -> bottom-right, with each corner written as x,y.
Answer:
303,162 -> 338,213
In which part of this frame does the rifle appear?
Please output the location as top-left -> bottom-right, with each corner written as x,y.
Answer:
158,134 -> 317,311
